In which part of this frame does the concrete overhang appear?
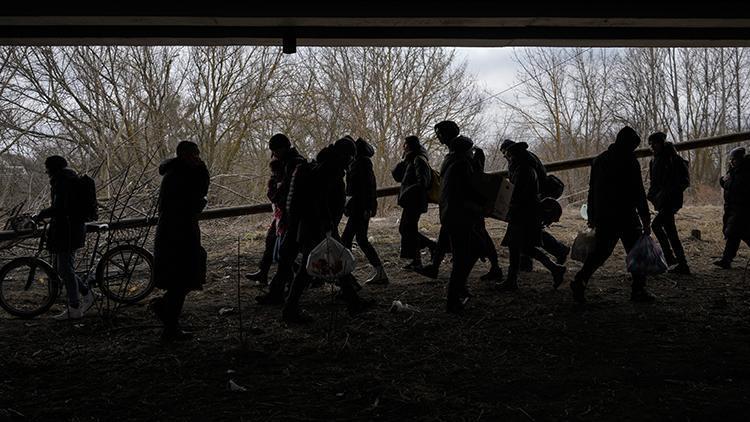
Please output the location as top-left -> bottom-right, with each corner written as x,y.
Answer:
1,3 -> 750,47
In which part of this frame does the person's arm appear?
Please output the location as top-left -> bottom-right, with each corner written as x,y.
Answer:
391,160 -> 407,183
586,162 -> 598,228
36,179 -> 65,220
413,156 -> 431,189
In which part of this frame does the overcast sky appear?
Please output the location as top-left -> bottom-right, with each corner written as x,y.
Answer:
455,47 -> 519,96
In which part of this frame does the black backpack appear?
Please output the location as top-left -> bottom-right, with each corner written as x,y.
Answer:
72,174 -> 98,222
542,174 -> 565,200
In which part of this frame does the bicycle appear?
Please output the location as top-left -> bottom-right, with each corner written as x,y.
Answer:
0,217 -> 155,318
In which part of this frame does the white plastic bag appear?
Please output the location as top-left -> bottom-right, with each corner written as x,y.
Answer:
306,233 -> 356,280
626,234 -> 668,275
571,229 -> 596,262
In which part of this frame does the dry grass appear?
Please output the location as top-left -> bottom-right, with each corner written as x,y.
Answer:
1,206 -> 749,421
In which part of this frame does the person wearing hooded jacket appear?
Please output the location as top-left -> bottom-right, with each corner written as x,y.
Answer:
392,135 -> 438,270
150,141 -> 210,341
647,132 -> 691,274
714,147 -> 750,269
281,137 -> 374,323
571,126 -> 655,304
33,155 -> 94,320
256,134 -> 308,306
497,141 -> 566,291
341,138 -> 389,285
433,120 -> 486,313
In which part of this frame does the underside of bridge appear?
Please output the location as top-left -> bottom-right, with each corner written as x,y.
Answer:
1,2 -> 750,47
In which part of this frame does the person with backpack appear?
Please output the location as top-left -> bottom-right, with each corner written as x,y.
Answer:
647,132 -> 691,275
433,121 -> 486,313
150,141 -> 210,341
392,135 -> 438,271
255,134 -> 308,305
500,140 -> 570,269
282,137 -> 374,323
33,155 -> 95,320
714,147 -> 750,269
341,138 -> 388,285
246,158 -> 285,285
571,126 -> 655,304
496,141 -> 566,291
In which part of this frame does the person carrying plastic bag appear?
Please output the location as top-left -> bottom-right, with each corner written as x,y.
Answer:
307,233 -> 356,280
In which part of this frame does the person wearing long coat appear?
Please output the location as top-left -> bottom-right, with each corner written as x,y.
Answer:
571,126 -> 654,304
715,147 -> 750,269
392,136 -> 437,270
498,141 -> 565,291
151,141 -> 210,341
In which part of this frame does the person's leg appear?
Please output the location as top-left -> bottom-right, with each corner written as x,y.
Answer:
341,216 -> 356,250
499,245 -> 521,291
160,287 -> 189,339
528,246 -> 566,289
248,222 -> 276,283
446,228 -> 478,312
541,230 -> 570,264
651,212 -> 676,266
353,215 -> 388,285
282,251 -> 313,322
258,231 -> 297,304
399,209 -> 423,268
53,251 -> 82,309
572,227 -> 620,303
662,211 -> 690,272
718,237 -> 742,266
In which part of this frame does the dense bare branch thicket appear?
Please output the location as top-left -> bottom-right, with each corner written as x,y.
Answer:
499,47 -> 750,201
0,46 -> 484,213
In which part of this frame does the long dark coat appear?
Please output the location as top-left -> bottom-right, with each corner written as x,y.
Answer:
153,157 -> 210,291
501,144 -> 542,249
345,139 -> 378,217
648,142 -> 690,213
38,168 -> 86,253
720,156 -> 750,238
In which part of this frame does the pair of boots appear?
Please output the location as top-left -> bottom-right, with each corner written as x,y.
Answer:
570,274 -> 656,304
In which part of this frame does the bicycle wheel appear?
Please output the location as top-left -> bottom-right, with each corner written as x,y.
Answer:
96,244 -> 155,304
0,257 -> 60,318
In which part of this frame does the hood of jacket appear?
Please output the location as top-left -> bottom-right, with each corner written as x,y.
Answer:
355,138 -> 375,158
448,135 -> 474,154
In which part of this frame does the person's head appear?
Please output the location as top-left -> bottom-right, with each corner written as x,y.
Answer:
268,133 -> 291,159
434,120 -> 460,145
730,147 -> 746,169
615,126 -> 641,152
333,136 -> 356,166
648,132 -> 667,155
176,141 -> 200,159
403,135 -> 421,155
500,139 -> 516,158
44,155 -> 68,178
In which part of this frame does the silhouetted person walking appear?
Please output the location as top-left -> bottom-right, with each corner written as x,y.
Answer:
342,138 -> 389,285
571,126 -> 655,304
282,137 -> 373,323
392,136 -> 437,270
647,132 -> 691,274
433,121 -> 484,313
150,141 -> 210,341
714,147 -> 750,269
497,141 -> 565,291
246,158 -> 285,285
469,146 -> 503,282
500,140 -> 570,270
34,156 -> 94,320
256,134 -> 307,305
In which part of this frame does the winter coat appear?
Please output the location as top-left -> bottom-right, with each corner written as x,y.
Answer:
647,142 -> 690,212
345,139 -> 378,217
38,168 -> 86,253
720,156 -> 750,238
439,135 -> 484,230
392,147 -> 431,214
587,141 -> 650,230
153,157 -> 210,291
501,143 -> 542,249
287,145 -> 348,249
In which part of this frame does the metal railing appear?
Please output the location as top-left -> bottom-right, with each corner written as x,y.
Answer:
1,130 -> 747,242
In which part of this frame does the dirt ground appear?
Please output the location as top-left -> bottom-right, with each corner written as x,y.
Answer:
1,205 -> 750,421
